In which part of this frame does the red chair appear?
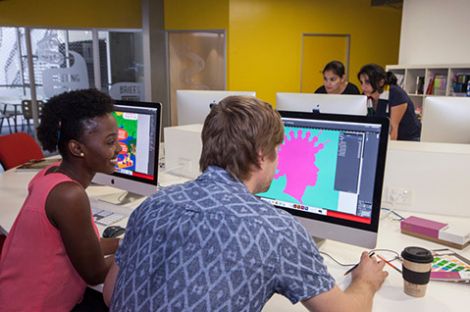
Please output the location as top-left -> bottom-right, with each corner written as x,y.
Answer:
0,132 -> 44,170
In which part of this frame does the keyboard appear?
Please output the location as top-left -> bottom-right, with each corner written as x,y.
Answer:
92,207 -> 125,226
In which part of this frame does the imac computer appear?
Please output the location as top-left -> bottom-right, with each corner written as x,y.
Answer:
421,96 -> 470,144
257,112 -> 389,248
92,100 -> 161,204
176,90 -> 256,125
276,92 -> 368,116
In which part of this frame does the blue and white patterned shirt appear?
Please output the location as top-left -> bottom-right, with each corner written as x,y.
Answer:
111,166 -> 335,311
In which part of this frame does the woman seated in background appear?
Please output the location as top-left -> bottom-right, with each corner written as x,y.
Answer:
314,60 -> 360,95
358,63 -> 421,141
0,89 -> 121,311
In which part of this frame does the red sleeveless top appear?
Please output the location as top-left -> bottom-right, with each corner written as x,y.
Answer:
0,164 -> 100,311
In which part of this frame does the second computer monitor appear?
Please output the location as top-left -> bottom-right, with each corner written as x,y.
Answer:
421,96 -> 470,144
176,90 -> 256,125
276,92 -> 368,116
92,100 -> 161,198
257,112 -> 389,248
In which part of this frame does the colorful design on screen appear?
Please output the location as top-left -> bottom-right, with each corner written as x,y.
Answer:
113,112 -> 138,171
275,129 -> 327,202
260,127 -> 341,210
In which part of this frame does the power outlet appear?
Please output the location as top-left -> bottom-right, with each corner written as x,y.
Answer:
387,187 -> 413,206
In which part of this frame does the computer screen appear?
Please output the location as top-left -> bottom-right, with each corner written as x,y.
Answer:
176,90 -> 256,125
276,92 -> 367,116
257,112 -> 389,248
92,100 -> 161,200
421,96 -> 470,144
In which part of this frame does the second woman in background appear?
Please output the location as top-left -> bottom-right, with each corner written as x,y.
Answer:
358,63 -> 421,141
314,60 -> 360,95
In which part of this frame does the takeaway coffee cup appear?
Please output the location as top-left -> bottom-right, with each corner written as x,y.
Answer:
401,246 -> 434,297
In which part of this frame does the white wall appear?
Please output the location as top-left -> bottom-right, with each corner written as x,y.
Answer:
399,0 -> 470,65
382,141 -> 470,218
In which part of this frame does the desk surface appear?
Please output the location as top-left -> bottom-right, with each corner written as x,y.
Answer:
0,167 -> 188,234
263,211 -> 470,312
1,168 -> 469,311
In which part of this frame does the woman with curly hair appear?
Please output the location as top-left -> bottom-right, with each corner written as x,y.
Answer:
358,64 -> 421,141
0,89 -> 122,311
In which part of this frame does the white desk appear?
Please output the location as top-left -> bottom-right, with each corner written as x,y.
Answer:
1,169 -> 469,311
0,168 -> 188,234
263,211 -> 470,312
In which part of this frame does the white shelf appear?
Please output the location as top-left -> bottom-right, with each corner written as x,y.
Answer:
386,64 -> 470,117
387,64 -> 470,97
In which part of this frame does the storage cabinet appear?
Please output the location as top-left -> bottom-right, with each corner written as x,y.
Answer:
385,64 -> 470,117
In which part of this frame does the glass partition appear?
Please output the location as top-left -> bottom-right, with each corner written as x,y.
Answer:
98,30 -> 144,101
168,31 -> 226,125
0,26 -> 143,138
0,27 -> 29,98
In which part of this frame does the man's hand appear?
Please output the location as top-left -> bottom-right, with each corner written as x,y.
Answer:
352,251 -> 388,293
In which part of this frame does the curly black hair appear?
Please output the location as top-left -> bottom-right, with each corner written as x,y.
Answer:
37,88 -> 114,158
357,63 -> 398,93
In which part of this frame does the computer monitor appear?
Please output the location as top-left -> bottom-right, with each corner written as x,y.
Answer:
421,96 -> 470,144
92,100 -> 161,203
276,92 -> 368,116
176,90 -> 256,125
257,112 -> 389,248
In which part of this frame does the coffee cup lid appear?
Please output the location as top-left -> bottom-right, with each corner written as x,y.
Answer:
401,246 -> 433,263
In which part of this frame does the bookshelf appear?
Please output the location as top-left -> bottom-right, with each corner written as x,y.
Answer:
386,64 -> 470,117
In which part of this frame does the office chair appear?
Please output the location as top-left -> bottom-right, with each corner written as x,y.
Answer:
0,104 -> 13,134
0,132 -> 44,170
21,100 -> 44,134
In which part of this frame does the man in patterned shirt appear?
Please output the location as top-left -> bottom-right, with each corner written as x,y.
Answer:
104,96 -> 388,311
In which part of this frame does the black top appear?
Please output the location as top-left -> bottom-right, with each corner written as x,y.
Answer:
314,82 -> 360,95
374,85 -> 421,141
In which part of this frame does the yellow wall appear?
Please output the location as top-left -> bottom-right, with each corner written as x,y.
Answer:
164,0 -> 229,30
164,0 -> 402,104
0,0 -> 141,28
0,0 -> 401,105
301,36 -> 349,93
228,0 -> 402,104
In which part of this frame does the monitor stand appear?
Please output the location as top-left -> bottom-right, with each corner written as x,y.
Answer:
96,190 -> 145,206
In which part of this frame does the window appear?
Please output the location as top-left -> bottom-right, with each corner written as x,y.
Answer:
0,27 -> 144,137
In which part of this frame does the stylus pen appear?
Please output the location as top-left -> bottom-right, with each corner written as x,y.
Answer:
376,254 -> 402,273
344,252 -> 375,276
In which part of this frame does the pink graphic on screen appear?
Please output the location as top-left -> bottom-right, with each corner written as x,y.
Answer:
275,129 -> 328,202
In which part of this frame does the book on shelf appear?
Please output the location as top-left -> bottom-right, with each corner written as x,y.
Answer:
416,76 -> 425,94
425,76 -> 434,95
433,75 -> 447,95
452,73 -> 470,95
15,158 -> 60,171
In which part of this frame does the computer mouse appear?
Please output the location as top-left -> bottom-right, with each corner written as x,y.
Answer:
102,225 -> 126,238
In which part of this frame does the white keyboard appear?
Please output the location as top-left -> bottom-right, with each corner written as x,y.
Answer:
92,208 -> 125,226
